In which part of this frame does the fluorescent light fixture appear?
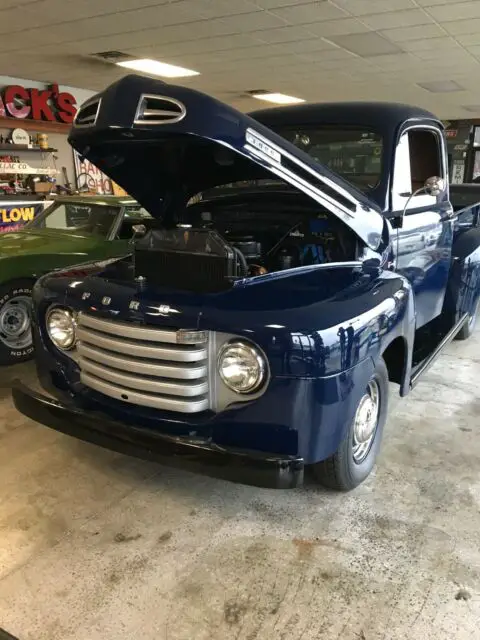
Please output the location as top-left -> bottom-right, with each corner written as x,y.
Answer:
250,92 -> 305,105
116,58 -> 199,78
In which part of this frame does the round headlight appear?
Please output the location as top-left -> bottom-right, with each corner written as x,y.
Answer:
46,308 -> 77,350
218,341 -> 267,394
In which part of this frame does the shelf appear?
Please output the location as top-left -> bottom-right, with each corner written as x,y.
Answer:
0,116 -> 71,134
0,144 -> 57,152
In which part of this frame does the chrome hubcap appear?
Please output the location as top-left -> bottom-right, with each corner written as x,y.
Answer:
0,295 -> 32,350
352,380 -> 380,464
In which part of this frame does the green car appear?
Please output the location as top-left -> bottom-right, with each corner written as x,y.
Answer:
0,195 -> 152,366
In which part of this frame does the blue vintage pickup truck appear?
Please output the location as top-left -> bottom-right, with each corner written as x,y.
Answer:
11,75 -> 480,491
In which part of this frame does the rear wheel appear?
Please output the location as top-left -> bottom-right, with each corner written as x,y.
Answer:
312,358 -> 389,491
455,297 -> 479,341
0,280 -> 34,366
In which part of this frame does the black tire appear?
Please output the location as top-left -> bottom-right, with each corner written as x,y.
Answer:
455,297 -> 479,341
312,357 -> 389,491
0,280 -> 35,366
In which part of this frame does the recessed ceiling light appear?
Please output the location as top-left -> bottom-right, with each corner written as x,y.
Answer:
116,58 -> 200,78
249,91 -> 305,105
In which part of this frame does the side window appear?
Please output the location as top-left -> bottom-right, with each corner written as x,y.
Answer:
392,128 -> 444,212
408,130 -> 442,192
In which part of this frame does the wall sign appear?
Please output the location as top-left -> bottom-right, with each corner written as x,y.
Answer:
0,83 -> 77,123
0,202 -> 46,233
74,151 -> 113,195
0,160 -> 57,175
451,160 -> 465,185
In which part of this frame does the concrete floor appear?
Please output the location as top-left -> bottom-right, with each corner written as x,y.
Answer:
0,332 -> 479,640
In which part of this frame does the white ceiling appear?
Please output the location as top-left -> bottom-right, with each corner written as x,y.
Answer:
2,0 -> 480,117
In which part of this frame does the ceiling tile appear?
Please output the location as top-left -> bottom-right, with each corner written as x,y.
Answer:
467,45 -> 480,57
218,11 -> 286,31
456,33 -> 480,46
380,23 -> 445,42
278,38 -> 340,53
252,25 -> 315,42
194,0 -> 261,18
328,32 -> 402,56
400,36 -> 460,51
442,17 -> 480,35
358,8 -> 433,30
307,17 -> 370,36
415,0 -> 474,5
213,43 -> 291,61
332,0 -> 416,14
0,5 -> 209,47
414,48 -> 475,62
298,48 -> 357,62
418,80 -> 466,92
373,53 -> 421,70
0,0 -> 172,34
270,1 -> 348,24
0,0 -> 39,8
425,0 -> 480,19
129,34 -> 262,57
251,0 -> 314,7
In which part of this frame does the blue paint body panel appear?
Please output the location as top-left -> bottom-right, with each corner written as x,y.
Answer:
31,261 -> 413,463
15,76 -> 480,485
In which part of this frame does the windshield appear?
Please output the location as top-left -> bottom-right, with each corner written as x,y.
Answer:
25,201 -> 121,238
273,126 -> 383,191
192,126 -> 383,197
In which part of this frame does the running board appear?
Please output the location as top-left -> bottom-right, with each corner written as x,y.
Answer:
410,313 -> 469,389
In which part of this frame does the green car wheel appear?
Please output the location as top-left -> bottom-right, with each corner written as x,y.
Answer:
0,280 -> 35,366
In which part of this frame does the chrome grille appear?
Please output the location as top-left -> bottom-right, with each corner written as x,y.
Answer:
77,313 -> 209,413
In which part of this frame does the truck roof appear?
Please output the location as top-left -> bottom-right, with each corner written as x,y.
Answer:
250,101 -> 441,131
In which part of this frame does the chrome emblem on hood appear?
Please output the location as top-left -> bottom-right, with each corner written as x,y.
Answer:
146,304 -> 181,317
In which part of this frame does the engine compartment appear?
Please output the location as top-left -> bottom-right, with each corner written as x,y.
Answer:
188,203 -> 358,271
133,201 -> 360,293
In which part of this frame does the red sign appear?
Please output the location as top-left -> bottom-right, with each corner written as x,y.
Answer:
445,129 -> 458,138
0,83 -> 77,124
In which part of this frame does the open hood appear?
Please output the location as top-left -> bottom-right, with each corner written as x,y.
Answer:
69,74 -> 384,250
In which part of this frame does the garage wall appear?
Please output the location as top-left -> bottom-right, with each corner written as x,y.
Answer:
0,75 -> 95,187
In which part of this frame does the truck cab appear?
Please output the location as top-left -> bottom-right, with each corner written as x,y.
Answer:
11,75 -> 480,492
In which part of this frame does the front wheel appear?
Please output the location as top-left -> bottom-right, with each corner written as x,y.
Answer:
455,297 -> 479,341
312,358 -> 389,491
0,280 -> 34,366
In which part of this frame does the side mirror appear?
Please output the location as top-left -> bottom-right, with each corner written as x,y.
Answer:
130,223 -> 147,244
424,176 -> 445,196
398,176 -> 445,227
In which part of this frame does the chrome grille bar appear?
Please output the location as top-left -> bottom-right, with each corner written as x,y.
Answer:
76,313 -> 210,413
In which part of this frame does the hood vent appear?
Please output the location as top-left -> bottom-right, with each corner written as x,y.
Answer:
74,97 -> 101,128
134,94 -> 186,126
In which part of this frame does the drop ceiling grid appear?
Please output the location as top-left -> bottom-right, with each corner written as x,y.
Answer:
0,0 -> 480,116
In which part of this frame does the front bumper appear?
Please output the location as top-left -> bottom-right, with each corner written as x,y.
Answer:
12,381 -> 304,489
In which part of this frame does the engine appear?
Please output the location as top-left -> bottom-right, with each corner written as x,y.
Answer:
133,209 -> 357,293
